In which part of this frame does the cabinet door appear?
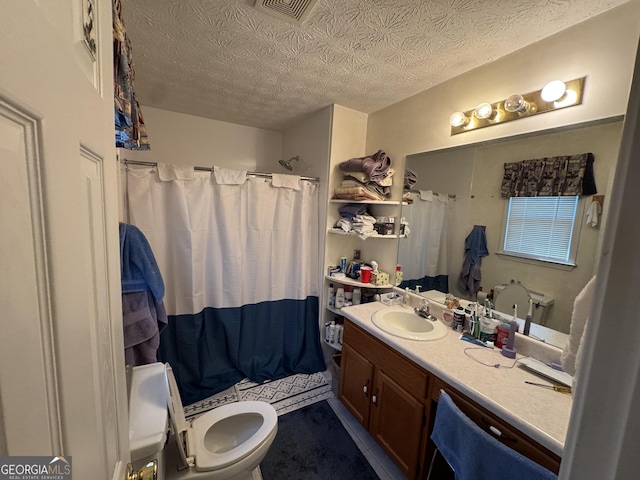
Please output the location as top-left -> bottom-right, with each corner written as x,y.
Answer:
339,343 -> 374,427
370,370 -> 425,479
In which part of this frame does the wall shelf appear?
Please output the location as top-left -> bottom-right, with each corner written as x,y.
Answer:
330,199 -> 401,205
327,229 -> 400,239
325,274 -> 393,289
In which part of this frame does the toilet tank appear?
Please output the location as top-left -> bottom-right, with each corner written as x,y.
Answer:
129,363 -> 169,462
493,284 -> 554,326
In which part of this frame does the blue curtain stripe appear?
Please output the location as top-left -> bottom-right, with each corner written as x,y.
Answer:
158,296 -> 324,405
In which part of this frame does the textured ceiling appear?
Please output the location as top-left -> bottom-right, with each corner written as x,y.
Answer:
122,0 -> 628,132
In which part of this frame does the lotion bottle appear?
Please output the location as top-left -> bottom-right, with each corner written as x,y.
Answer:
327,283 -> 335,308
329,321 -> 336,344
335,287 -> 345,308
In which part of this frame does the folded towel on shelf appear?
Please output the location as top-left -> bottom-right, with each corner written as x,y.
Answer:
213,165 -> 247,185
335,218 -> 353,232
339,150 -> 392,182
157,162 -> 194,181
345,168 -> 395,187
272,173 -> 301,190
340,178 -> 390,198
338,203 -> 369,220
432,391 -> 557,480
119,223 -> 165,303
332,186 -> 384,202
351,214 -> 377,238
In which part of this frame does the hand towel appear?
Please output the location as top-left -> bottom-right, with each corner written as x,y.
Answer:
119,223 -> 165,302
157,162 -> 194,181
431,391 -> 557,480
271,173 -> 301,190
586,200 -> 601,227
213,165 -> 247,185
561,276 -> 596,387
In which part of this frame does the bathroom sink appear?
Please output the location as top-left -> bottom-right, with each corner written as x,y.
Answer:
372,307 -> 448,341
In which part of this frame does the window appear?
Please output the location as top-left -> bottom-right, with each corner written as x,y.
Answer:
500,196 -> 580,266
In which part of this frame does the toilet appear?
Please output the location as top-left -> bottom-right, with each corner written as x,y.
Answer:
129,362 -> 278,480
493,283 -> 554,325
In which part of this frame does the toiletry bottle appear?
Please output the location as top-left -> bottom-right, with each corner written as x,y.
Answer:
336,320 -> 344,345
329,321 -> 336,344
327,283 -> 335,308
325,323 -> 331,342
335,287 -> 345,308
524,298 -> 533,336
352,288 -> 362,305
395,264 -> 403,286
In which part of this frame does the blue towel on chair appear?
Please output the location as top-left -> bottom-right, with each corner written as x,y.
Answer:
119,223 -> 165,302
431,392 -> 557,480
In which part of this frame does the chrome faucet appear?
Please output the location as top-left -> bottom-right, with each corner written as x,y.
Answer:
415,300 -> 436,321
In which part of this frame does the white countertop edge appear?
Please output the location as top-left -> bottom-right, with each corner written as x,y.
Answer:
340,302 -> 569,457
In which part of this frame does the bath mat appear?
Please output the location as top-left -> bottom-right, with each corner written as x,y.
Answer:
260,400 -> 380,480
184,371 -> 333,420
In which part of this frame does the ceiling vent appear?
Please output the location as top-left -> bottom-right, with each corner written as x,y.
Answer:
254,0 -> 319,25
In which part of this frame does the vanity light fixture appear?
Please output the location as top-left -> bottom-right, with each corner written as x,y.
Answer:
449,77 -> 586,135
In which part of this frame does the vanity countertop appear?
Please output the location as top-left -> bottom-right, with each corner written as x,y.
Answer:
340,301 -> 572,457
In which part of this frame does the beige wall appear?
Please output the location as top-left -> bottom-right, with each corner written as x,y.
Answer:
122,105 -> 283,171
366,3 -> 640,166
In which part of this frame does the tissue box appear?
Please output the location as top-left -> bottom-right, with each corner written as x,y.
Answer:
371,271 -> 390,286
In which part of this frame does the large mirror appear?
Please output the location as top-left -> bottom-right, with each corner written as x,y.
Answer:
398,118 -> 623,342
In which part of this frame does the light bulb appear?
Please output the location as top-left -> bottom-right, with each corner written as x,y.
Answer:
504,94 -> 530,113
474,103 -> 493,120
449,111 -> 469,127
541,80 -> 567,102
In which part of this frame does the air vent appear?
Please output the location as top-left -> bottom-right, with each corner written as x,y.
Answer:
254,0 -> 318,25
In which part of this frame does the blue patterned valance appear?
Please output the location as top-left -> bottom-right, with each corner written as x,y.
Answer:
501,152 -> 596,198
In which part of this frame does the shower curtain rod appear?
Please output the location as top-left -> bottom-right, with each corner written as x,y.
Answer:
122,158 -> 319,183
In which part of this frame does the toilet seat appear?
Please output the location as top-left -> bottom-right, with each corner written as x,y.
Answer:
165,364 -> 278,473
494,283 -> 531,318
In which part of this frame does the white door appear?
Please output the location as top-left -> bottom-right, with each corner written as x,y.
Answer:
0,1 -> 130,480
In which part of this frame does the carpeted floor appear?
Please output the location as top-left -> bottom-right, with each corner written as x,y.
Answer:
260,400 -> 380,480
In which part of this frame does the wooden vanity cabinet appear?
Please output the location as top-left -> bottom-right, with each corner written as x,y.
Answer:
339,319 -> 562,479
340,321 -> 431,480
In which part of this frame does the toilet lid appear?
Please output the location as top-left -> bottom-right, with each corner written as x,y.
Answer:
494,283 -> 531,319
165,364 -> 191,468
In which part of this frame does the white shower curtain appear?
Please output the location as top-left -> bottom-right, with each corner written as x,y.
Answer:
398,191 -> 454,292
125,167 -> 324,404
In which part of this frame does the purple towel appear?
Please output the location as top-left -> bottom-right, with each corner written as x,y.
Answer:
339,150 -> 392,182
123,291 -> 168,367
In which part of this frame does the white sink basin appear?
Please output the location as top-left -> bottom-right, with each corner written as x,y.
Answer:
372,307 -> 448,341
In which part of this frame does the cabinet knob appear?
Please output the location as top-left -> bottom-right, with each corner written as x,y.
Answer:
372,388 -> 379,405
363,380 -> 369,396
